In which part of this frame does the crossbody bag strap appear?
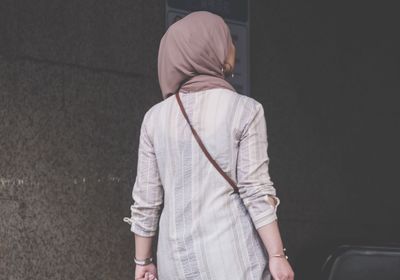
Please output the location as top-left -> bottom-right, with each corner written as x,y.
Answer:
175,92 -> 239,194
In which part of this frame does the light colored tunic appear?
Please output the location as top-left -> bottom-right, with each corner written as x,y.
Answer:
123,88 -> 281,280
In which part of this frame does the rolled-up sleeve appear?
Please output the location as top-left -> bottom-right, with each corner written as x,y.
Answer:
122,112 -> 164,237
237,102 -> 281,230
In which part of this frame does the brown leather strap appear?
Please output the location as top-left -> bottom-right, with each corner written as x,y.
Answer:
175,92 -> 239,194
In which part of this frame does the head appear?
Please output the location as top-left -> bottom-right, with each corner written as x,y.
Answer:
158,11 -> 236,99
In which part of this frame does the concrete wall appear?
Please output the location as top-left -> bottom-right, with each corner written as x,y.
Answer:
1,1 -> 399,279
0,1 -> 163,279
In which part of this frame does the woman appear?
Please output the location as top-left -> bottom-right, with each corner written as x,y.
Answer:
123,11 -> 295,280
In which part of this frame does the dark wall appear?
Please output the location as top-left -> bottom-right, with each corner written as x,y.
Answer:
251,1 -> 400,279
1,1 -> 399,280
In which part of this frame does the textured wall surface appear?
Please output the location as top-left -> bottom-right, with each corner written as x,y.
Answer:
1,1 -> 399,280
0,1 -> 164,280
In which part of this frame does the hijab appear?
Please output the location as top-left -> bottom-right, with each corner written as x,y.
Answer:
157,11 -> 236,100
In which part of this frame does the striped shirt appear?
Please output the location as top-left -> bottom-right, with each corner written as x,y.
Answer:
123,88 -> 280,279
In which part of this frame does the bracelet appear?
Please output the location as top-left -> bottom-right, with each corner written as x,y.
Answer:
134,256 -> 153,266
270,248 -> 288,260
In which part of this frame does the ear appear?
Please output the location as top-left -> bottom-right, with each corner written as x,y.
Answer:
223,62 -> 233,76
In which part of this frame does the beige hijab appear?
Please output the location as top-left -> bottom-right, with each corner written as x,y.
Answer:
157,11 -> 236,100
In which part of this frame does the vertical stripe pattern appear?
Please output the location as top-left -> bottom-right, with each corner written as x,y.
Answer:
123,88 -> 280,279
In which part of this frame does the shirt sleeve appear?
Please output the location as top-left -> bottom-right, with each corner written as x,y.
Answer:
122,111 -> 164,237
236,101 -> 281,230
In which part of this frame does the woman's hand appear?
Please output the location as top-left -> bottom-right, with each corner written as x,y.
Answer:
135,263 -> 158,280
269,257 -> 295,280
